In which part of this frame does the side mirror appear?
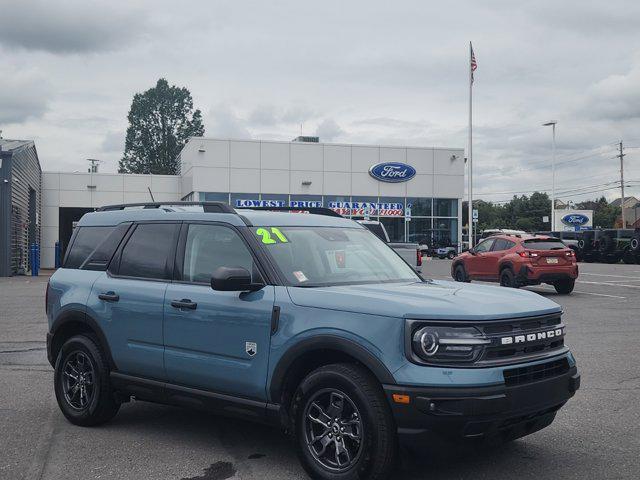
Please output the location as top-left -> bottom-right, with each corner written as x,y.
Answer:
469,248 -> 476,255
211,266 -> 264,292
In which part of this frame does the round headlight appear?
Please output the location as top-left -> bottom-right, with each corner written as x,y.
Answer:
419,331 -> 439,356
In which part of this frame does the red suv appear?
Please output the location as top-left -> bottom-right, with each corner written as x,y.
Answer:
451,234 -> 578,293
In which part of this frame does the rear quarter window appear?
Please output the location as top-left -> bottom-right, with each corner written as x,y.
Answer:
64,226 -> 115,269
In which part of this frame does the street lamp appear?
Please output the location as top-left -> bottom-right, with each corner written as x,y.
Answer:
542,121 -> 557,229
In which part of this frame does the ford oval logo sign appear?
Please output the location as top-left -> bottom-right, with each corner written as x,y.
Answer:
369,162 -> 416,183
561,213 -> 589,226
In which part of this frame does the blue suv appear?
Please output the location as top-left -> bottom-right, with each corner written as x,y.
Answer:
46,202 -> 580,480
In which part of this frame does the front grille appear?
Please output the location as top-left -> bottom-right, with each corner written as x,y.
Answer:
503,358 -> 570,386
479,314 -> 565,362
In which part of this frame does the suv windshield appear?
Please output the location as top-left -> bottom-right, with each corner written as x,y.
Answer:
523,238 -> 566,250
255,226 -> 420,286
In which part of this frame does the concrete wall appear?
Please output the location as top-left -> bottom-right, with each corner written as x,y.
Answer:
40,172 -> 180,268
179,138 -> 465,200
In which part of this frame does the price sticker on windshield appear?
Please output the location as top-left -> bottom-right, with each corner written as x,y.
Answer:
255,227 -> 289,244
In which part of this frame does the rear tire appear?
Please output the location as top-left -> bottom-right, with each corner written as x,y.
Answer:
54,335 -> 120,426
447,251 -> 456,260
553,279 -> 575,294
499,268 -> 518,288
291,364 -> 397,480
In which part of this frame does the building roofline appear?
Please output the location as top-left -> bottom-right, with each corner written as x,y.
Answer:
185,136 -> 464,152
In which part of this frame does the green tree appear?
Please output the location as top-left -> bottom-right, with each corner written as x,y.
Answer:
119,78 -> 204,175
576,196 -> 619,228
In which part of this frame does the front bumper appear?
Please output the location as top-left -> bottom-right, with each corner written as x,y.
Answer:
517,264 -> 578,284
384,365 -> 579,448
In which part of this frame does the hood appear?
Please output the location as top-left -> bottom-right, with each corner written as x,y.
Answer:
286,280 -> 560,321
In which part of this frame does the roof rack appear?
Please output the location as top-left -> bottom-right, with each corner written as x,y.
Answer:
235,206 -> 343,218
96,201 -> 236,213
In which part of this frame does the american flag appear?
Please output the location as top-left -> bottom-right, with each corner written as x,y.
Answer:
470,43 -> 478,83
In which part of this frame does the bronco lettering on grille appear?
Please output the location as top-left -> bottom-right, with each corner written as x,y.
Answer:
500,328 -> 564,345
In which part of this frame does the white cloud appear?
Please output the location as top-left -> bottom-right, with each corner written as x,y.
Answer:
1,0 -> 639,201
0,1 -> 147,53
0,66 -> 50,123
206,105 -> 251,139
315,119 -> 344,142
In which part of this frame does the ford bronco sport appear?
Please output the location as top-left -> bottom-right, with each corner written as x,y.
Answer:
46,202 -> 580,480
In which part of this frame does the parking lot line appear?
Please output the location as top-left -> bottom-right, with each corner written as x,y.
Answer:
580,272 -> 640,279
528,286 -> 627,299
577,280 -> 640,290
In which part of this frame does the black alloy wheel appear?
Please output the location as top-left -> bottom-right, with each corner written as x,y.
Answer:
292,364 -> 397,480
62,351 -> 96,410
303,389 -> 363,472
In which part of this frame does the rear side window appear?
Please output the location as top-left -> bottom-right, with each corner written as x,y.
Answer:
64,226 -> 115,269
475,238 -> 495,253
493,239 -> 516,251
118,223 -> 179,280
523,239 -> 565,250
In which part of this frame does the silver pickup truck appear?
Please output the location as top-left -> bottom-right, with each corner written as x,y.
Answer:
357,220 -> 423,273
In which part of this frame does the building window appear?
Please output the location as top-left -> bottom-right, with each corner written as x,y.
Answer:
406,197 -> 432,216
433,218 -> 458,247
231,193 -> 261,207
380,217 -> 404,242
324,195 -> 352,216
434,198 -> 457,217
260,193 -> 289,206
408,218 -> 432,245
200,192 -> 230,203
290,195 -> 323,208
378,197 -> 405,217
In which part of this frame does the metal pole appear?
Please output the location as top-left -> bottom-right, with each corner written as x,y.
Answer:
468,42 -> 474,248
551,123 -> 556,229
619,141 -> 626,228
543,121 -> 558,230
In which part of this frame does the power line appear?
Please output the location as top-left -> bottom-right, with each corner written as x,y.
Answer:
474,179 -> 620,197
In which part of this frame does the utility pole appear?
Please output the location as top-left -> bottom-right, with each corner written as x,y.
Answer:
543,121 -> 557,229
618,141 -> 626,228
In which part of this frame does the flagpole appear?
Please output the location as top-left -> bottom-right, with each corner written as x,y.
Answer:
468,42 -> 474,248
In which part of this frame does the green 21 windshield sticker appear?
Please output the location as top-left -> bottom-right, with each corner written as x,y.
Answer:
255,227 -> 289,244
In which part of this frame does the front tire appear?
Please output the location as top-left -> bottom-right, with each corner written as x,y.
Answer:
553,279 -> 575,294
447,251 -> 456,260
292,364 -> 397,480
54,335 -> 120,426
453,264 -> 469,282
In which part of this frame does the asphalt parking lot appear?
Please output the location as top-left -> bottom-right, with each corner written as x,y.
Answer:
1,261 -> 639,480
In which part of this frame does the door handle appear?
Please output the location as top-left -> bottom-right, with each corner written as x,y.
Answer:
171,299 -> 197,310
98,292 -> 119,302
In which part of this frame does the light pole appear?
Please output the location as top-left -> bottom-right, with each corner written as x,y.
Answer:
543,121 -> 557,229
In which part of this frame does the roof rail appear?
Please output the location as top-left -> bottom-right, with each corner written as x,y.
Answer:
96,201 -> 236,213
235,206 -> 343,218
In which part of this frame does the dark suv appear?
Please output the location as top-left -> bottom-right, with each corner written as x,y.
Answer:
598,229 -> 637,264
46,202 -> 580,480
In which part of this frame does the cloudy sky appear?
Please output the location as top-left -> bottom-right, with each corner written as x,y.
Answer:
2,0 -> 640,203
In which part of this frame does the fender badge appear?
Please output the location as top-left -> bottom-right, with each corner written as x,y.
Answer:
245,342 -> 257,357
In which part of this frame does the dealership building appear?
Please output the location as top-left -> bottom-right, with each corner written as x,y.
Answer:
0,137 -> 464,275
